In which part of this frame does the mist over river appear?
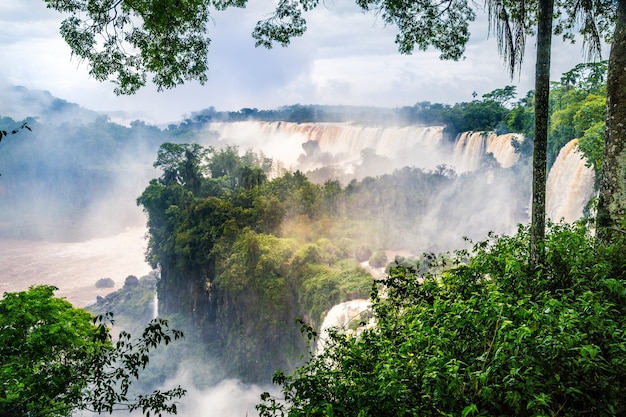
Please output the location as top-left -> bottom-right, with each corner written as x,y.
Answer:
0,226 -> 151,307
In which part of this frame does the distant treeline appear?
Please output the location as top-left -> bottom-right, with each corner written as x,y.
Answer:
170,97 -> 512,138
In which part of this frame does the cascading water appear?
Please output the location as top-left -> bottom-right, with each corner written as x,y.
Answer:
546,139 -> 595,223
203,121 -> 448,178
453,131 -> 522,172
316,299 -> 372,354
152,293 -> 159,319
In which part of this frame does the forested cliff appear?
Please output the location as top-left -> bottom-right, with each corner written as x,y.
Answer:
137,140 -> 531,381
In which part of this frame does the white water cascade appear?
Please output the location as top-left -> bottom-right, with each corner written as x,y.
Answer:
152,293 -> 159,319
316,299 -> 373,354
202,121 -> 448,178
546,139 -> 596,223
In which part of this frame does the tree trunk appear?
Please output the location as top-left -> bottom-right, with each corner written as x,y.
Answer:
596,0 -> 626,241
530,0 -> 554,269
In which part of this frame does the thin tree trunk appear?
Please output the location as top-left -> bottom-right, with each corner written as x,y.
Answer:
597,0 -> 626,242
530,0 -> 554,270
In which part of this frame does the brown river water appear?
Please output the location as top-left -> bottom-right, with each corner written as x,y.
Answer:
0,227 -> 152,307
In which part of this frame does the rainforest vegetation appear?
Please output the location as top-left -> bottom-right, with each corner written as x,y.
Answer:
0,60 -> 616,409
0,285 -> 185,416
258,222 -> 626,416
3,0 -> 624,412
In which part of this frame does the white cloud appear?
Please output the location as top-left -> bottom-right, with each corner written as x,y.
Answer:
0,1 -> 600,124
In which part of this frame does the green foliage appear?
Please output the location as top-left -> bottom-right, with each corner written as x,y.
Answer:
368,250 -> 387,268
0,285 -> 100,416
258,223 -> 626,416
46,0 -> 211,94
0,285 -> 185,417
482,85 -> 517,106
578,121 -> 605,174
90,274 -> 159,328
549,62 -> 607,164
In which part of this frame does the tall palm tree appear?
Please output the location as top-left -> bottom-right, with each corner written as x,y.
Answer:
530,0 -> 554,269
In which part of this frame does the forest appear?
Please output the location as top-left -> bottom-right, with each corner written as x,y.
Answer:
128,62 -> 606,383
0,60 -> 621,415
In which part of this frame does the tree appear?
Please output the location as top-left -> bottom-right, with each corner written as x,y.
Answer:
0,285 -> 185,417
44,0 -> 211,94
529,0 -> 554,268
482,85 -> 517,107
597,0 -> 626,240
154,142 -> 209,195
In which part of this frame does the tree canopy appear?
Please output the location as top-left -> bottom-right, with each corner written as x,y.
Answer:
44,1 -> 615,94
0,285 -> 185,417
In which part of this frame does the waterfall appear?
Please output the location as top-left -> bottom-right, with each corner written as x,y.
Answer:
486,133 -> 522,169
204,121 -> 594,224
546,139 -> 595,223
203,121 -> 447,178
453,131 -> 522,172
316,299 -> 372,354
152,293 -> 159,319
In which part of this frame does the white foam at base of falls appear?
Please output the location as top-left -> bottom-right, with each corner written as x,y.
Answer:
316,299 -> 373,354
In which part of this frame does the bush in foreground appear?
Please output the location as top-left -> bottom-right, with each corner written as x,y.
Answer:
258,222 -> 626,416
0,285 -> 185,417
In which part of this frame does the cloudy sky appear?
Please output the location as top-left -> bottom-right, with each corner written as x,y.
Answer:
0,1 -> 602,125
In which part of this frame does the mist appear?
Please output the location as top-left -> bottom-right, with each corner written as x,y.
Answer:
0,85 -> 596,416
196,120 -> 531,252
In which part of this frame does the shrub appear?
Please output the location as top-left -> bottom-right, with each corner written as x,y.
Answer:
124,275 -> 139,287
368,250 -> 387,268
259,223 -> 626,417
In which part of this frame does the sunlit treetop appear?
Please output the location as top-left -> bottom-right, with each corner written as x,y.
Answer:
44,0 -> 616,95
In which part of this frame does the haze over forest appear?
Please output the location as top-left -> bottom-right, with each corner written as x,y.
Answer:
0,75 -> 600,416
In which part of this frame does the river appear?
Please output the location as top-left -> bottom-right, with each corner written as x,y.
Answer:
0,226 -> 151,307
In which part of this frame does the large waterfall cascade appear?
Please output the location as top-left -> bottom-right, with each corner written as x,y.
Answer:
546,139 -> 596,223
205,121 -> 593,226
204,121 -> 447,175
